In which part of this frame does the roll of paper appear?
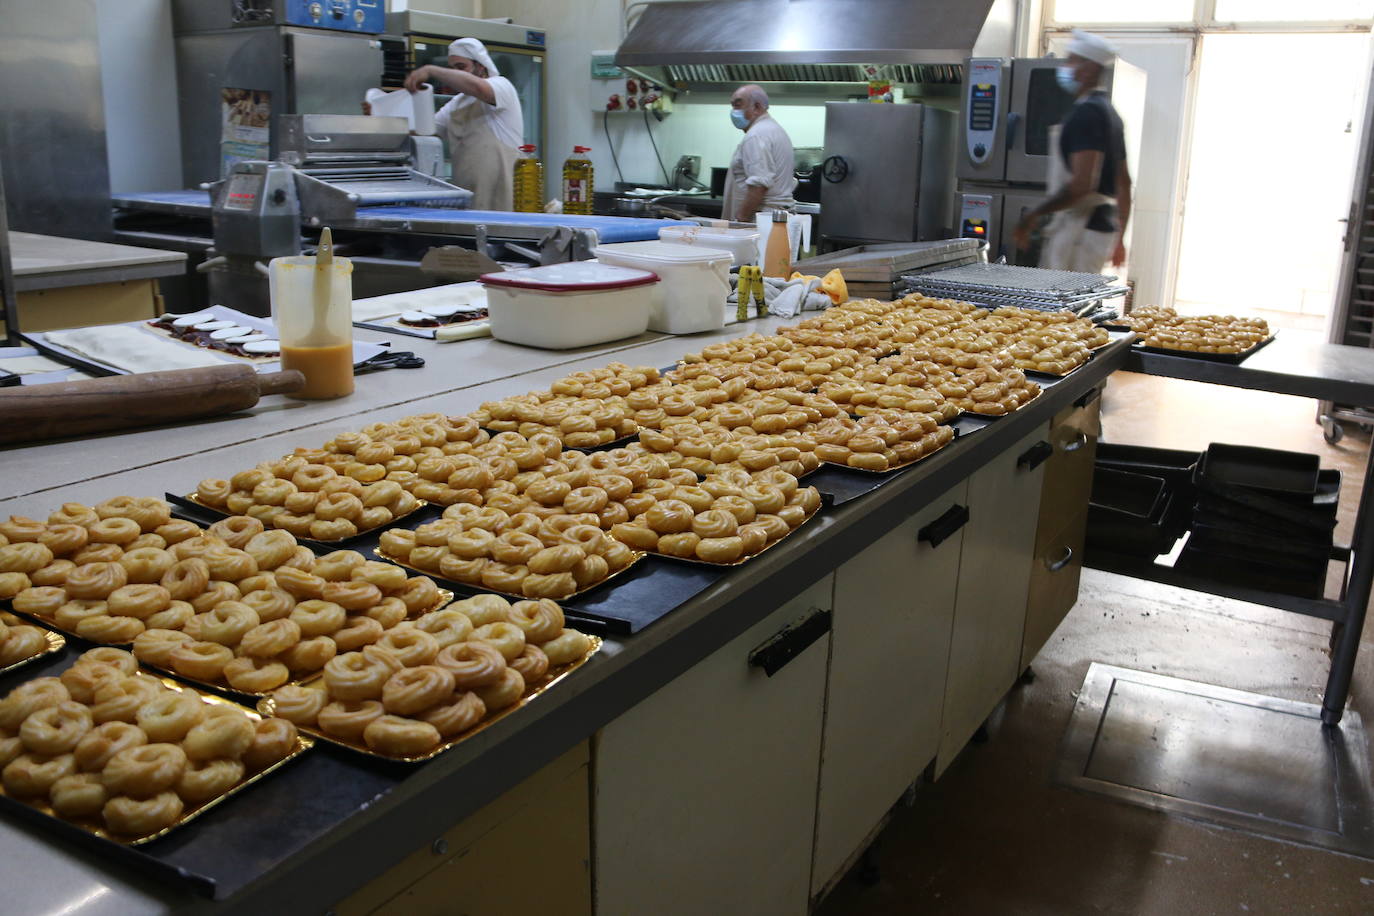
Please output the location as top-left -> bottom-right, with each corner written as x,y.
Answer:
364,83 -> 436,136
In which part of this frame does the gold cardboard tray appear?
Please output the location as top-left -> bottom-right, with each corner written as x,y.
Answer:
0,628 -> 66,678
7,592 -> 454,695
956,386 -> 1042,421
257,635 -> 601,762
0,672 -> 313,846
185,493 -> 430,545
640,501 -> 822,568
1017,359 -> 1086,380
375,548 -> 644,603
821,430 -> 958,475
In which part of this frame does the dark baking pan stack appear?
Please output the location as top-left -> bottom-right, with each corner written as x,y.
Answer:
1085,443 -> 1197,561
1174,444 -> 1337,599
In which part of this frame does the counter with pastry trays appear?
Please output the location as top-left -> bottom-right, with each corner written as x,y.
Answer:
0,312 -> 1134,914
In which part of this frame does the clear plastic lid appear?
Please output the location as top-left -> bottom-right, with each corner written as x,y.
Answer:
592,240 -> 735,264
479,261 -> 659,292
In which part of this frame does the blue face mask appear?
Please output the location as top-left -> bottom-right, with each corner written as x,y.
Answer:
1055,66 -> 1080,95
730,109 -> 749,129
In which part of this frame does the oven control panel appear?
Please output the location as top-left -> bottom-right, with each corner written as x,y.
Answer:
282,0 -> 384,33
964,59 -> 1003,165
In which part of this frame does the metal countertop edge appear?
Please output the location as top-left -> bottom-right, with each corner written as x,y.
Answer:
75,341 -> 1133,915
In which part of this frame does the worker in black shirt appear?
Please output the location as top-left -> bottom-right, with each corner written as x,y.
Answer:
1014,30 -> 1132,274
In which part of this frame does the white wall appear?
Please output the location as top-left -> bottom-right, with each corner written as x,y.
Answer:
97,0 -> 183,192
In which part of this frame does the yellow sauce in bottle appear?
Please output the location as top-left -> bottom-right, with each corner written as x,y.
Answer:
280,344 -> 354,399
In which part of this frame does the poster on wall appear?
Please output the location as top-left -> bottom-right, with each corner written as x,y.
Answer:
219,88 -> 271,177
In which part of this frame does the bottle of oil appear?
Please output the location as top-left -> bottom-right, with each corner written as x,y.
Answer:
513,144 -> 543,212
561,145 -> 594,215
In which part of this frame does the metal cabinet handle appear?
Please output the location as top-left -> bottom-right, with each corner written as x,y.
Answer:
748,607 -> 831,678
1061,431 -> 1088,452
1045,546 -> 1074,572
1074,386 -> 1102,409
1006,111 -> 1022,150
1018,440 -> 1053,471
918,504 -> 970,549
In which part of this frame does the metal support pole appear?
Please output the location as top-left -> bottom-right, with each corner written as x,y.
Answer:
0,159 -> 20,345
1323,434 -> 1374,725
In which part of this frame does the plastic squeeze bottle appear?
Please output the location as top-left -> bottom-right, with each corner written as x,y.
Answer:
513,144 -> 543,213
562,146 -> 595,215
762,210 -> 792,278
272,228 -> 355,400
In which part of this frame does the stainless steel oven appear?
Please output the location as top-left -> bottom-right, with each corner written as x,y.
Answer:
956,188 -> 1051,267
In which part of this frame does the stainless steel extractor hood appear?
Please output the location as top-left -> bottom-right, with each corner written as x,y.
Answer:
616,0 -> 997,68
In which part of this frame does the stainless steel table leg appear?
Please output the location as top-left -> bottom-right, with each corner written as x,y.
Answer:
1322,435 -> 1374,725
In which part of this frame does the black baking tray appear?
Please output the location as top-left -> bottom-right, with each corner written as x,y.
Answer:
1096,443 -> 1200,491
1090,467 -> 1166,520
1087,489 -> 1181,558
0,650 -> 410,900
1175,542 -> 1327,600
1192,469 -> 1339,532
1189,520 -> 1332,565
1195,443 -> 1320,495
1194,487 -> 1338,538
1134,333 -> 1276,364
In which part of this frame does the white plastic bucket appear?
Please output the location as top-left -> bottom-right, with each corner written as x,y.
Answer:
657,225 -> 760,266
593,241 -> 733,334
479,262 -> 657,349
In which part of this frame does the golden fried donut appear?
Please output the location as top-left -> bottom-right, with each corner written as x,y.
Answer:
0,626 -> 47,669
202,517 -> 261,551
317,699 -> 384,741
541,629 -> 593,666
29,558 -> 76,587
397,576 -> 441,614
177,758 -> 245,803
169,641 -> 234,683
75,614 -> 145,644
63,561 -> 127,600
610,523 -> 658,552
290,464 -> 336,493
741,485 -> 787,515
71,720 -> 146,773
119,548 -> 175,585
691,509 -> 740,540
279,635 -> 337,673
221,657 -> 290,693
372,627 -> 439,667
0,571 -> 30,599
363,714 -> 441,756
235,618 -> 300,659
38,523 -> 88,558
171,535 -> 227,562
0,516 -> 45,543
752,514 -> 791,542
644,500 -> 695,535
49,503 -> 100,528
711,495 -> 757,526
149,520 -> 199,546
412,609 -> 473,649
183,710 -> 255,761
417,691 -> 485,738
195,601 -> 260,647
242,717 -> 298,771
103,790 -> 183,837
332,615 -> 384,652
738,524 -> 769,555
306,552 -> 361,585
240,587 -> 296,623
469,622 -> 524,662
269,685 -> 327,726
288,599 -> 345,639
323,650 -> 392,701
106,584 -> 171,621
366,597 -> 408,630
321,580 -> 383,613
72,543 -> 124,565
244,530 -> 298,570
347,561 -> 408,592
510,643 -> 551,683
56,660 -> 120,705
274,566 -> 326,601
572,554 -> 610,589
87,517 -> 141,546
49,772 -> 109,818
434,641 -> 506,690
483,531 -> 536,566
190,582 -> 245,616
3,752 -> 77,797
696,536 -> 745,564
472,666 -> 524,712
203,548 -> 258,582
136,692 -> 205,742
656,532 -> 700,558
520,572 -> 577,599
0,735 -> 22,769
12,586 -> 67,617
19,701 -> 93,755
90,675 -> 162,724
381,665 -> 456,716
525,544 -> 582,576
104,742 -> 187,797
160,558 -> 209,602
132,629 -> 193,669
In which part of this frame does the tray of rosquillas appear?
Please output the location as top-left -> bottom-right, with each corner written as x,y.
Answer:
0,611 -> 65,676
1120,304 -> 1273,361
0,646 -> 309,844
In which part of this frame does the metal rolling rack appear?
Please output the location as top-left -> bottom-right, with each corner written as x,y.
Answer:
902,262 -> 1129,313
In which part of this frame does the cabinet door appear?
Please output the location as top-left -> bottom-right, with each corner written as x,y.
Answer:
936,423 -> 1050,775
812,481 -> 969,896
1022,508 -> 1089,670
593,575 -> 834,916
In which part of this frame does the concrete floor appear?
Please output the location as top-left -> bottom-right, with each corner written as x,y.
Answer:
818,370 -> 1374,916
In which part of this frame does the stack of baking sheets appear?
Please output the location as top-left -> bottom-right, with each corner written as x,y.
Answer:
902,262 -> 1129,311
794,239 -> 983,300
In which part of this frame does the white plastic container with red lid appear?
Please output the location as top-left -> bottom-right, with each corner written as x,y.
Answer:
479,261 -> 659,349
592,240 -> 733,334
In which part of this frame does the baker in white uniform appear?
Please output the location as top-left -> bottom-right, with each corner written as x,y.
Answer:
404,38 -> 524,211
1013,30 -> 1132,274
722,84 -> 797,223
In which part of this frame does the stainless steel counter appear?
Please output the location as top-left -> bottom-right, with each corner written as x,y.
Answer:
8,232 -> 187,292
0,326 -> 1131,914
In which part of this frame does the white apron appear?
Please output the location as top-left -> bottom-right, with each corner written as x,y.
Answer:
446,100 -> 516,212
1038,124 -> 1117,274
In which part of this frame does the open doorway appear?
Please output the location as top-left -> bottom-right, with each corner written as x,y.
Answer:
1172,32 -> 1371,332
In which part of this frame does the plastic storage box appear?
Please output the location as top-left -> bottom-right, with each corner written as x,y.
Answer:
657,225 -> 760,266
593,241 -> 733,334
479,262 -> 658,349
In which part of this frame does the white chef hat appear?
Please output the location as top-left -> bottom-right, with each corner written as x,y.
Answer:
1066,29 -> 1117,67
448,37 -> 500,78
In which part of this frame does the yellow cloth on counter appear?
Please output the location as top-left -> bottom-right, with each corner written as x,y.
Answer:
789,269 -> 849,305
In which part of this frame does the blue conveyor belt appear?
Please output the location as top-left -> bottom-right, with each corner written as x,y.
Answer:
354,206 -> 688,243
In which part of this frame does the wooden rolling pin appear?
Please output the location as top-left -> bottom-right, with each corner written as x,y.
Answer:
0,364 -> 305,445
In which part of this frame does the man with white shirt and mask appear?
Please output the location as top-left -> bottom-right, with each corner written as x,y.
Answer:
723,85 -> 796,222
404,38 -> 524,211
